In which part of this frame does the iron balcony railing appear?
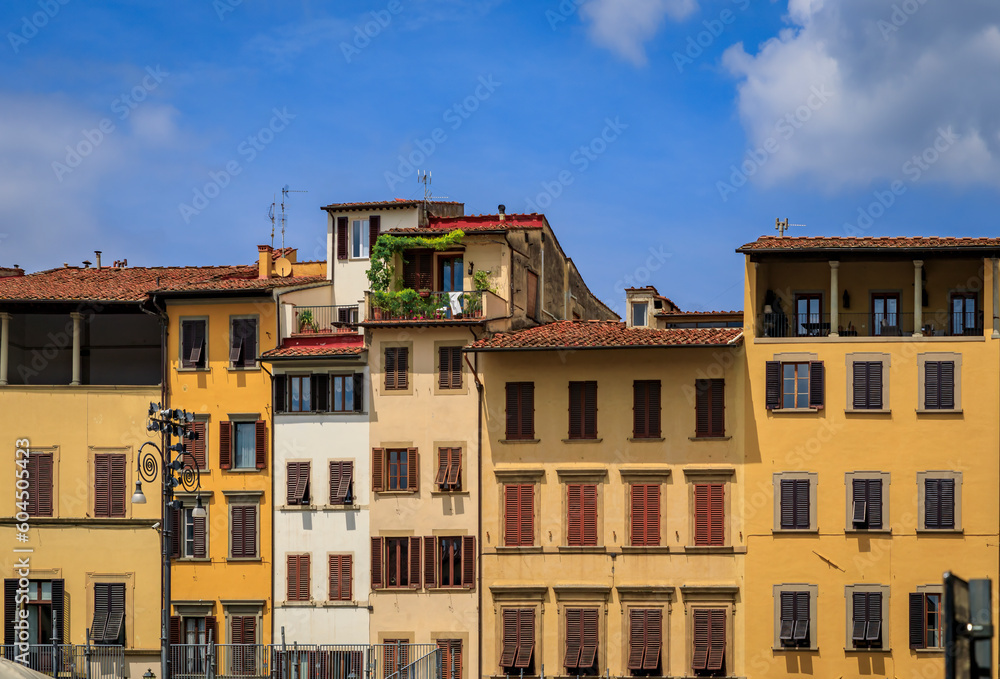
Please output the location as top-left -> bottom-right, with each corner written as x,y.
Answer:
755,311 -> 987,338
292,305 -> 362,334
0,644 -> 125,678
365,290 -> 506,323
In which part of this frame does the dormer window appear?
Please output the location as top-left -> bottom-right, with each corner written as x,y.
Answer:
631,303 -> 648,327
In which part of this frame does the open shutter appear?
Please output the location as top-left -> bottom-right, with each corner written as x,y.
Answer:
779,593 -> 795,643
191,320 -> 205,366
564,609 -> 582,669
353,373 -> 364,412
369,216 -> 381,257
866,593 -> 882,642
500,611 -> 518,668
852,479 -> 867,526
371,537 -> 384,589
407,448 -> 419,491
580,609 -> 598,667
852,592 -> 868,643
423,536 -> 437,588
567,485 -> 582,546
515,610 -> 534,668
408,536 -> 422,589
168,615 -> 182,647
582,484 -> 598,546
627,610 -> 645,670
435,449 -> 450,486
765,361 -> 781,409
254,420 -> 267,469
939,361 -> 955,408
808,361 -> 825,408
504,485 -> 520,546
909,593 -> 926,649
49,579 -> 64,643
337,217 -> 349,260
462,536 -> 475,589
692,609 -> 709,671
313,374 -> 329,412
450,347 -> 462,388
506,384 -> 520,439
193,514 -> 207,558
182,321 -> 196,368
706,609 -> 726,671
286,464 -> 299,506
446,448 -> 462,488
219,422 -> 232,470
372,448 -> 384,493
644,609 -> 662,670
169,507 -> 182,557
91,584 -> 109,643
792,592 -> 809,642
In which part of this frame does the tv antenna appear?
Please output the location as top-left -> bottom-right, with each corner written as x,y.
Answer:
417,171 -> 432,202
775,218 -> 806,237
269,185 -> 308,250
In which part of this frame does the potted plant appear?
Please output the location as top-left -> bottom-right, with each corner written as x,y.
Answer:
297,309 -> 317,333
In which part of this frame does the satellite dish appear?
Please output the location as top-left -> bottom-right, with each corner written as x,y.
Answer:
274,257 -> 293,278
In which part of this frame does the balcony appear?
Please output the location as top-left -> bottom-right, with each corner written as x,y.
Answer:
757,310 -> 984,338
364,289 -> 506,324
291,304 -> 360,335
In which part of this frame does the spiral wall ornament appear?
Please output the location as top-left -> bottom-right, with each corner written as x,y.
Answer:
138,442 -> 160,483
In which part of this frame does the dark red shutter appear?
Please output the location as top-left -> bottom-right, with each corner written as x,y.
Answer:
193,514 -> 206,558
707,609 -> 726,671
32,453 -> 53,517
369,216 -> 381,257
500,610 -> 518,668
94,454 -> 110,517
337,217 -> 349,260
219,422 -> 232,470
372,448 -> 384,492
371,537 -> 383,589
205,615 -> 217,644
504,485 -> 520,546
170,507 -> 181,557
583,484 -> 598,546
809,361 -> 825,408
254,420 -> 267,469
644,609 -> 661,670
627,610 -> 646,670
909,593 -> 925,649
439,347 -> 451,389
516,610 -> 534,668
408,536 -> 422,589
520,485 -> 534,546
299,555 -> 311,601
191,422 -> 206,470
287,554 -> 299,601
765,361 -> 781,409
564,608 -> 582,669
424,536 -> 437,588
109,454 -> 126,517
709,483 -> 725,545
407,448 -> 419,492
526,271 -> 538,320
435,449 -> 450,486
169,615 -> 182,646
462,536 -> 475,589
567,485 -> 582,546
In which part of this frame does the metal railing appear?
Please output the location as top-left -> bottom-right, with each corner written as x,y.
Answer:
365,290 -> 507,323
292,305 -> 361,334
1,644 -> 125,678
758,310 -> 986,338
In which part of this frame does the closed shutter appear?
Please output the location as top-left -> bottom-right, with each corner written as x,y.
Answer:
254,420 -> 267,469
219,422 -> 232,470
245,506 -> 257,557
780,479 -> 810,530
647,381 -> 661,437
423,536 -> 437,588
298,555 -> 311,601
193,514 -> 207,558
522,383 -> 534,439
628,484 -> 660,547
462,536 -> 476,589
583,381 -> 597,438
695,379 -> 725,437
853,361 -> 869,409
765,361 -> 781,409
439,346 -> 462,389
940,478 -> 955,528
506,383 -> 520,439
3,579 -> 16,645
372,448 -> 385,492
397,348 -> 409,389
30,453 -> 53,517
925,478 -> 955,529
567,485 -> 582,546
564,609 -> 582,669
408,536 -> 422,589
287,554 -> 300,601
710,379 -> 725,436
633,381 -> 647,437
568,382 -> 582,438
385,348 -> 397,390
504,485 -> 522,546
403,249 -> 433,289
191,422 -> 206,470
371,537 -> 384,589
407,448 -> 419,492
108,454 -> 126,517
369,216 -> 381,257
939,361 -> 955,408
925,361 -> 940,409
51,579 -> 64,643
313,374 -> 329,412
94,454 -> 110,517
337,217 -> 349,260
506,383 -> 535,439
853,362 -> 883,409
170,507 -> 182,557
909,592 -> 926,649
230,507 -> 244,558
868,362 -> 883,409
694,483 -> 725,545
206,615 -> 217,644
808,361 -> 825,408
868,480 -> 883,529
337,555 -> 353,601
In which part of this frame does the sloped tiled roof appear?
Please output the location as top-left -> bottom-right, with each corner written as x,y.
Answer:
322,198 -> 463,210
657,310 -> 743,317
738,236 -> 1000,253
467,321 -> 743,351
389,213 -> 545,234
260,344 -> 365,359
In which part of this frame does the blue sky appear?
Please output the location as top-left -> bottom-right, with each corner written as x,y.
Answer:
2,0 -> 999,314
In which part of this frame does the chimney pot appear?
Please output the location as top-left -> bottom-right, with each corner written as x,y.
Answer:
82,260 -> 92,268
95,251 -> 102,269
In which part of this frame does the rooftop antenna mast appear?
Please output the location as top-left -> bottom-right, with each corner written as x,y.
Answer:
417,170 -> 432,202
775,218 -> 806,237
269,185 -> 308,251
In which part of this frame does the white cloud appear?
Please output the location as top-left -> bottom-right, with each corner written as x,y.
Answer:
723,0 -> 1000,189
581,0 -> 699,66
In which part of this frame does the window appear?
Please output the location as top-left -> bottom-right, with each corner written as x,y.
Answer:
328,554 -> 352,601
925,361 -> 955,409
181,319 -> 207,369
170,615 -> 217,674
351,219 -> 370,258
288,375 -> 312,412
851,591 -> 883,649
794,293 -> 822,336
627,609 -> 662,675
564,608 -> 599,674
329,461 -> 354,505
276,373 -> 362,413
230,615 -> 257,673
950,292 -> 979,335
568,381 -> 598,439
910,590 -> 943,649
219,420 -> 266,471
778,592 -> 809,648
286,462 -> 310,506
500,608 -> 535,673
229,317 -> 258,369
779,479 -> 810,530
438,256 -> 464,292
94,453 -> 126,518
695,379 -> 725,437
370,536 -> 420,589
435,448 -> 462,491
91,583 -> 125,645
185,421 -> 207,471
427,536 -> 475,589
693,483 -> 724,546
691,609 -> 725,676
439,346 -> 463,389
566,484 -> 598,546
384,347 -> 409,390
27,452 -> 53,517
230,505 -> 258,558
922,476 -> 956,530
765,360 -> 825,410
633,380 -> 661,438
372,448 -> 418,493
504,484 -> 534,547
630,484 -> 660,547
437,639 -> 462,679
871,293 -> 901,336
384,640 -> 410,677
851,478 -> 883,530
506,382 -> 535,440
286,554 -> 310,602
403,249 -> 433,290
170,506 -> 207,559
3,580 -> 64,646
631,303 -> 648,327
332,374 -> 363,412
851,361 -> 884,410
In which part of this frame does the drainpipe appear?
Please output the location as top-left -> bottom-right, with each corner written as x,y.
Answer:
463,344 -> 483,679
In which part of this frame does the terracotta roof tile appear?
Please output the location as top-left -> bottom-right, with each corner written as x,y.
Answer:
389,213 -> 545,234
738,236 -> 1000,252
467,321 -> 743,350
322,199 -> 463,210
260,344 -> 365,359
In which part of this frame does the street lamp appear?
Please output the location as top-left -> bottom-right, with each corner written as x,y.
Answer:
132,402 -> 203,679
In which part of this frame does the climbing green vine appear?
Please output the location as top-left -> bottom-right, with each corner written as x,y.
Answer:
366,229 -> 465,292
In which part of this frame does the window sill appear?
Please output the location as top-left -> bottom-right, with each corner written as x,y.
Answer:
772,528 -> 819,535
628,437 -> 664,442
318,600 -> 361,607
561,438 -> 603,443
430,491 -> 470,497
177,367 -> 210,373
495,546 -> 543,554
913,647 -> 945,654
375,490 -> 418,496
916,528 -> 962,535
844,648 -> 891,653
222,468 -> 263,473
377,587 -> 420,592
916,408 -> 963,414
845,529 -> 892,534
499,439 -> 541,444
426,587 -> 474,593
772,647 -> 818,652
321,503 -> 360,511
227,366 -> 260,372
620,546 -> 671,554
278,600 -> 315,607
845,409 -> 891,414
769,408 -> 821,414
175,557 -> 211,563
688,436 -> 732,442
278,504 -> 316,511
684,545 -> 746,554
226,557 -> 262,562
557,546 -> 606,553
276,410 -> 366,416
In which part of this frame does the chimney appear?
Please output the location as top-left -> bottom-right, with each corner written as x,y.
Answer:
82,260 -> 92,268
258,245 -> 273,279
498,204 -> 506,222
95,251 -> 102,269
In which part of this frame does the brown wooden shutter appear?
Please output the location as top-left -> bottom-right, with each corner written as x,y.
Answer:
520,485 -> 534,546
408,536 -> 422,589
109,454 -> 126,517
521,383 -> 534,438
423,536 -> 437,588
407,448 -> 419,492
462,536 -> 475,589
526,271 -> 538,320
580,609 -> 598,667
94,454 -> 110,517
568,382 -> 583,438
515,609 -> 534,668
710,379 -> 725,436
191,421 -> 206,470
584,381 -> 597,438
4,579 -> 17,645
372,448 -> 384,492
506,383 -> 519,439
633,381 -> 647,437
709,483 -> 725,545
370,537 -> 384,589
31,453 -> 53,517
692,610 -> 710,671
564,608 -> 582,669
504,485 -> 520,546
627,609 -> 646,670
219,421 -> 232,470
254,420 -> 267,469
286,554 -> 299,601
909,593 -> 925,649
205,615 -> 217,644
644,609 -> 661,670
582,484 -> 598,546
337,217 -> 349,260
695,380 -> 711,436
286,463 -> 299,505
299,554 -> 311,601
450,347 -> 462,388
648,381 -> 661,436
369,216 -> 381,257
707,609 -> 726,671
765,361 -> 781,409
193,514 -> 207,558
169,615 -> 182,646
328,555 -> 340,600
169,507 -> 182,558
631,485 -> 646,546
435,449 -> 450,486
352,372 -> 364,411
500,610 -> 518,668
808,360 -> 825,408
694,484 -> 709,546
567,484 -> 582,546
331,461 -> 353,505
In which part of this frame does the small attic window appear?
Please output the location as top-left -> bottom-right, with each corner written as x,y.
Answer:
653,300 -> 663,309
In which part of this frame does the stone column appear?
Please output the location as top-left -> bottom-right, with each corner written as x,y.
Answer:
829,261 -> 840,337
993,258 -> 999,338
0,313 -> 9,386
70,312 -> 82,385
913,260 -> 924,337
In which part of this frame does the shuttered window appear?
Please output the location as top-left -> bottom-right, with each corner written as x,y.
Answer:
438,639 -> 463,679
172,507 -> 208,559
851,479 -> 883,530
505,382 -> 535,440
765,361 -> 825,410
229,318 -> 257,369
566,484 -> 598,547
376,448 -> 418,492
378,537 -> 421,589
924,478 -> 955,529
778,592 -> 810,647
94,453 -> 126,518
230,505 -> 258,558
27,453 -> 53,517
852,361 -> 883,409
568,381 -> 598,439
286,554 -> 311,602
695,379 -> 725,437
439,346 -> 463,389
633,381 -> 661,438
403,249 -> 433,290
779,479 -> 810,530
693,483 -> 725,546
851,592 -> 882,648
332,374 -> 364,412
433,536 -> 476,589
627,609 -> 662,673
329,461 -> 354,505
384,640 -> 411,677
286,462 -> 310,506
181,319 -> 207,369
692,608 -> 725,674
336,217 -> 349,260
563,608 -> 599,671
328,554 -> 352,601
500,608 -> 535,671
384,347 -> 409,390
187,421 -> 206,470
630,484 -> 660,546
909,592 -> 942,649
435,448 -> 462,491
504,484 -> 534,547
924,360 -> 955,409
91,583 -> 125,644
